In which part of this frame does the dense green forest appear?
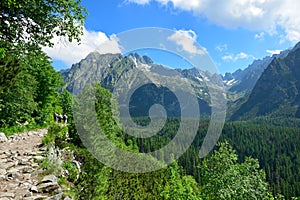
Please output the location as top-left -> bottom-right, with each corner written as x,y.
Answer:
63,84 -> 275,199
124,116 -> 300,199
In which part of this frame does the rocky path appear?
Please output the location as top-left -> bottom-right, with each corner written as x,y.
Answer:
0,129 -> 63,200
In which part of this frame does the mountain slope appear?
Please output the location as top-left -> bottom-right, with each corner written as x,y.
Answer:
231,42 -> 300,121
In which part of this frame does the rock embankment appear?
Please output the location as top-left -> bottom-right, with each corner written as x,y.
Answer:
0,129 -> 63,200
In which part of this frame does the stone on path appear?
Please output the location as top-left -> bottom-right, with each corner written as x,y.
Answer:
41,175 -> 58,184
0,192 -> 15,198
0,132 -> 8,142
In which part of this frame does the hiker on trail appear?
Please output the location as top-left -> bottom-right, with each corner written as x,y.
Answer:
54,113 -> 58,122
63,114 -> 68,124
58,114 -> 63,123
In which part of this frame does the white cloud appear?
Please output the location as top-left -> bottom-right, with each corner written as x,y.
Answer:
222,52 -> 255,62
255,32 -> 265,40
43,27 -> 121,66
95,34 -> 122,55
167,29 -> 206,55
126,0 -> 151,5
266,49 -> 281,55
216,44 -> 228,52
128,0 -> 300,42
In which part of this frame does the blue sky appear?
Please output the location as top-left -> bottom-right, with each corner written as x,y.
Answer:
44,0 -> 300,74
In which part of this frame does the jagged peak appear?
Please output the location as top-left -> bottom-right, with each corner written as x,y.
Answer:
85,51 -> 122,60
127,52 -> 153,65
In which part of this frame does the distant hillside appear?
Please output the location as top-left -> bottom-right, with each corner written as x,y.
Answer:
231,42 -> 300,121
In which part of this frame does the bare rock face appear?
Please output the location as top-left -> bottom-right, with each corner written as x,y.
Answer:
0,129 -> 64,200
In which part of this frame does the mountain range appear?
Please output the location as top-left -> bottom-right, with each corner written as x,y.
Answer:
61,42 -> 300,122
61,52 -> 215,118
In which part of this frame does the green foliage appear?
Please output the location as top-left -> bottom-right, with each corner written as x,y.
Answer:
199,142 -> 272,200
0,51 -> 63,127
248,116 -> 300,128
0,123 -> 43,137
0,0 -> 87,48
222,123 -> 300,198
40,157 -> 62,176
161,161 -> 201,200
66,85 -> 278,199
144,119 -> 299,199
25,52 -> 63,124
42,123 -> 68,145
0,69 -> 37,126
68,85 -> 202,199
59,89 -> 73,123
62,161 -> 79,183
0,53 -> 22,93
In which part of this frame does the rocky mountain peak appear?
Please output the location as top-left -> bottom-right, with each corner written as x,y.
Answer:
127,52 -> 153,65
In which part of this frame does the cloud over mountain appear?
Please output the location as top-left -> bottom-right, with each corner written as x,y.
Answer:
43,27 -> 121,66
167,30 -> 207,55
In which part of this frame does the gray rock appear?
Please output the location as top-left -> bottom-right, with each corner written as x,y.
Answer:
2,162 -> 15,169
7,171 -> 21,179
41,174 -> 58,184
23,173 -> 31,180
7,168 -> 19,174
47,193 -> 63,200
0,192 -> 15,198
39,147 -> 47,152
0,153 -> 7,159
32,163 -> 39,168
0,158 -> 8,164
33,156 -> 44,162
29,185 -> 39,193
0,168 -> 6,175
21,181 -> 32,188
37,182 -> 60,193
27,151 -> 37,156
7,183 -> 20,188
24,194 -> 48,200
24,192 -> 32,197
0,132 -> 8,142
0,174 -> 5,181
22,166 -> 34,173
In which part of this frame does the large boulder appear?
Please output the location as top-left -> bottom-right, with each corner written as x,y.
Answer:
0,132 -> 8,142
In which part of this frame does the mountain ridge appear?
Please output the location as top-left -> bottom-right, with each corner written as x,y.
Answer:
223,49 -> 290,93
231,41 -> 300,121
61,51 -> 213,118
